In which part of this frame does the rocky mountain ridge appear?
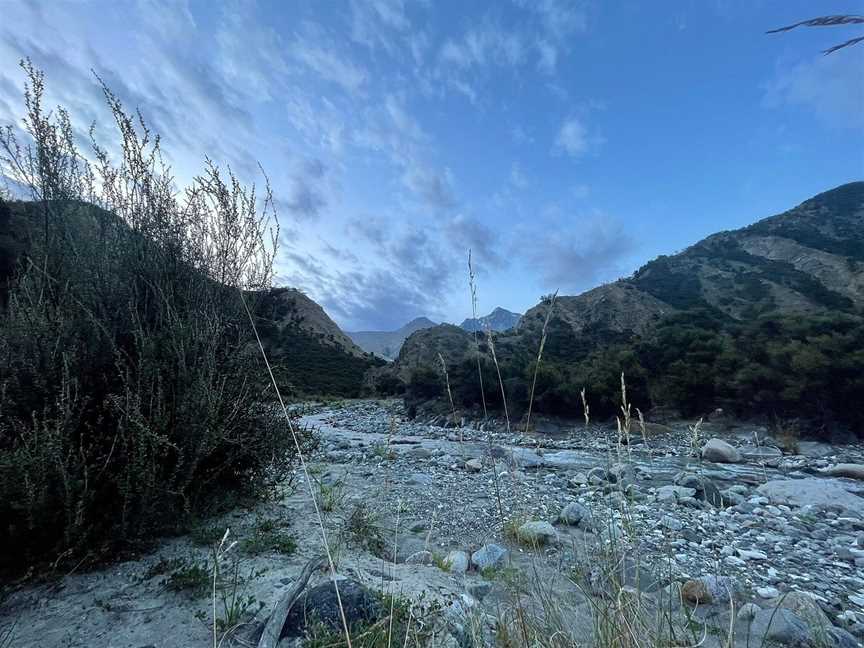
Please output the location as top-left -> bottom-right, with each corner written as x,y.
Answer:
459,306 -> 522,333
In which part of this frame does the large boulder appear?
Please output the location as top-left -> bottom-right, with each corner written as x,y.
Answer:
757,478 -> 864,515
281,579 -> 383,637
701,438 -> 742,464
738,608 -> 813,647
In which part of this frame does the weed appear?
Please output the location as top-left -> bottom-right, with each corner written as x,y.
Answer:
240,517 -> 296,556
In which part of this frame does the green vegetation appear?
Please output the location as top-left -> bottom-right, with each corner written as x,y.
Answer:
0,63 -> 301,573
239,517 -> 297,555
403,310 -> 864,435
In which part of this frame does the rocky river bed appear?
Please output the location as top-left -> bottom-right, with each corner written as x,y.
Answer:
2,399 -> 864,648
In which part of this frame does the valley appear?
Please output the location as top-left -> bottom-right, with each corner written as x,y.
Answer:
3,400 -> 863,647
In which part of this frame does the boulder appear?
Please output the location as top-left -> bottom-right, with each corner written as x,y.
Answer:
517,521 -> 558,546
657,485 -> 697,502
701,438 -> 742,464
471,544 -> 508,571
757,478 -> 864,515
441,550 -> 469,574
739,608 -> 812,647
464,458 -> 483,473
281,579 -> 383,637
559,502 -> 591,527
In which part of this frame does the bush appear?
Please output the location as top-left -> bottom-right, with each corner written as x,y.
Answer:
0,62 -> 297,571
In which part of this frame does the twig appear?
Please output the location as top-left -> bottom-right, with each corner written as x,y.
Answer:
257,556 -> 326,648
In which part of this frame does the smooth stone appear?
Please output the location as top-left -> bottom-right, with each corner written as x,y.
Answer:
517,521 -> 558,545
442,550 -> 469,574
757,586 -> 780,599
701,438 -> 742,464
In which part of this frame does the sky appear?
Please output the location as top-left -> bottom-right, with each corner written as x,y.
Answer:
1,1 -> 863,331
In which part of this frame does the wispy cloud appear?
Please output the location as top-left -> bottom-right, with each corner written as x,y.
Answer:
763,50 -> 864,131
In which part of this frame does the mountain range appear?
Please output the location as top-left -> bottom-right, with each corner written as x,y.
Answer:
347,317 -> 437,360
348,308 -> 522,359
380,182 -> 864,430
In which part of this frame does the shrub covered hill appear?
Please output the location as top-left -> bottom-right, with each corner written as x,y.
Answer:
0,199 -> 383,399
380,182 -> 864,436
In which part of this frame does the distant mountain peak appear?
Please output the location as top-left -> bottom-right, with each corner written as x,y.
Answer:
347,316 -> 438,360
460,307 -> 521,333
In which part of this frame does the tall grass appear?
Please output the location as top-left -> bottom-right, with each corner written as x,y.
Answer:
0,60 -> 296,572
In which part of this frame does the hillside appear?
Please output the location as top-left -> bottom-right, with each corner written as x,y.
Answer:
460,306 -> 522,333
347,316 -> 437,359
385,182 -> 864,433
0,199 -> 381,397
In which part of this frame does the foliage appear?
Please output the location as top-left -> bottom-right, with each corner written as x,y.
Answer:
0,62 -> 299,572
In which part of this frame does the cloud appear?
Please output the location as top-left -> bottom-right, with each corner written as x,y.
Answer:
763,50 -> 864,131
518,214 -> 635,292
402,162 -> 456,210
277,158 -> 331,220
291,26 -> 368,94
510,162 -> 529,189
280,225 -> 456,329
444,214 -> 504,270
555,116 -> 589,156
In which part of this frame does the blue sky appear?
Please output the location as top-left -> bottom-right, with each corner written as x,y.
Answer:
1,1 -> 862,330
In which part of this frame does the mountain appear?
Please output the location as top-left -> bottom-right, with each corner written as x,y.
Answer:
383,182 -> 864,433
347,317 -> 437,360
460,307 -> 521,333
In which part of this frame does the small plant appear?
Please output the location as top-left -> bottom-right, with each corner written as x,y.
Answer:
343,503 -> 386,557
317,479 -> 346,513
165,560 -> 211,596
240,517 -> 296,556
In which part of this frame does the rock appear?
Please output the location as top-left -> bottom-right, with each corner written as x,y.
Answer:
405,551 -> 434,565
657,485 -> 697,502
385,535 -> 428,563
588,467 -> 612,484
659,515 -> 683,532
822,464 -> 864,481
517,521 -> 558,545
442,550 -> 469,574
680,575 -> 736,605
281,579 -> 383,637
464,458 -> 483,472
467,581 -> 492,601
758,479 -> 864,514
471,544 -> 508,571
740,608 -> 812,647
559,502 -> 591,526
738,549 -> 768,560
757,586 -> 780,599
741,446 -> 783,462
769,591 -> 832,629
701,438 -> 742,464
